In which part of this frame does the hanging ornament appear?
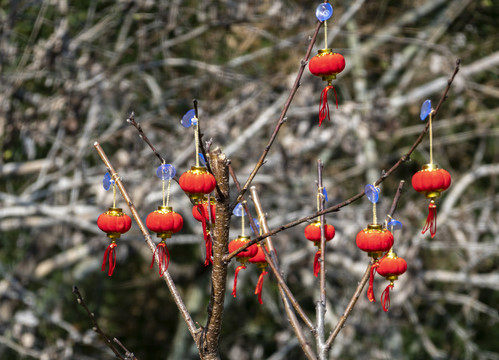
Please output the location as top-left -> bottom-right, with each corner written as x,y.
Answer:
146,165 -> 183,276
305,221 -> 335,277
309,3 -> 345,126
248,244 -> 269,305
192,196 -> 216,266
228,235 -> 258,298
412,100 -> 451,238
377,250 -> 407,312
356,183 -> 393,302
97,173 -> 132,276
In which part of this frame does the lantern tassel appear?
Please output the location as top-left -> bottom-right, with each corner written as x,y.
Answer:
318,85 -> 338,126
195,205 -> 213,266
421,200 -> 437,238
255,268 -> 268,305
381,283 -> 394,312
313,250 -> 321,277
150,241 -> 170,277
232,264 -> 246,297
102,242 -> 117,277
367,262 -> 379,302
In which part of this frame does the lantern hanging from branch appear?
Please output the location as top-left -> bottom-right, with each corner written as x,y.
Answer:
248,244 -> 269,305
192,196 -> 216,266
228,235 -> 258,298
356,184 -> 394,302
412,100 -> 451,238
98,173 -> 132,276
309,3 -> 346,126
146,164 -> 183,276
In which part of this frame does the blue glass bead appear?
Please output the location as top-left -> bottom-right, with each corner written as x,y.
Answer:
181,109 -> 196,128
103,172 -> 113,191
156,164 -> 176,180
316,3 -> 333,21
251,219 -> 261,234
420,100 -> 432,121
233,203 -> 244,217
388,219 -> 403,231
365,184 -> 380,203
322,187 -> 328,202
198,153 -> 206,166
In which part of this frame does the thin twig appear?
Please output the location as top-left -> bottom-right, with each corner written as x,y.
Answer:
113,338 -> 138,360
385,180 -> 405,222
230,19 -> 324,211
72,286 -> 127,360
223,60 -> 460,262
316,160 -> 326,360
126,112 -> 166,164
325,261 -> 372,349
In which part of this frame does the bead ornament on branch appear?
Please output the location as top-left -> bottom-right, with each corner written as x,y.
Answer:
228,202 -> 258,298
146,164 -> 183,276
376,219 -> 407,312
411,100 -> 451,238
355,184 -> 394,302
304,186 -> 335,277
309,2 -> 345,126
97,172 -> 132,276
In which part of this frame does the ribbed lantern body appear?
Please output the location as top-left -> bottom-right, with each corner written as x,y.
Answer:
179,166 -> 216,201
229,235 -> 258,261
377,255 -> 407,281
412,164 -> 451,199
309,49 -> 346,81
97,208 -> 132,238
356,225 -> 394,258
146,206 -> 183,238
304,221 -> 335,245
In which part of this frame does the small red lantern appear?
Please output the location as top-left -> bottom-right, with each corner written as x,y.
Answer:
97,207 -> 132,276
304,220 -> 335,277
412,164 -> 451,238
356,224 -> 394,302
146,206 -> 183,276
309,49 -> 346,126
248,244 -> 269,305
179,166 -> 216,202
192,197 -> 217,266
228,235 -> 258,298
377,251 -> 407,312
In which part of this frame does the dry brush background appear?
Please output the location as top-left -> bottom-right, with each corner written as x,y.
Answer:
0,0 -> 498,359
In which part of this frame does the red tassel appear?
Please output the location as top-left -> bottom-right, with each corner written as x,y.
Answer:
255,269 -> 268,305
421,201 -> 437,238
381,283 -> 394,312
196,205 -> 213,266
232,264 -> 246,297
150,241 -> 170,276
367,262 -> 379,302
313,250 -> 321,277
318,85 -> 338,126
102,242 -> 117,276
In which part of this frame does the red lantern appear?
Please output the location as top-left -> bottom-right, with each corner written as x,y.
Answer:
228,235 -> 258,298
179,166 -> 217,202
97,207 -> 132,276
309,49 -> 346,126
192,197 -> 216,266
412,164 -> 451,238
304,220 -> 335,277
248,244 -> 269,305
377,252 -> 407,312
356,224 -> 394,302
146,206 -> 183,276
